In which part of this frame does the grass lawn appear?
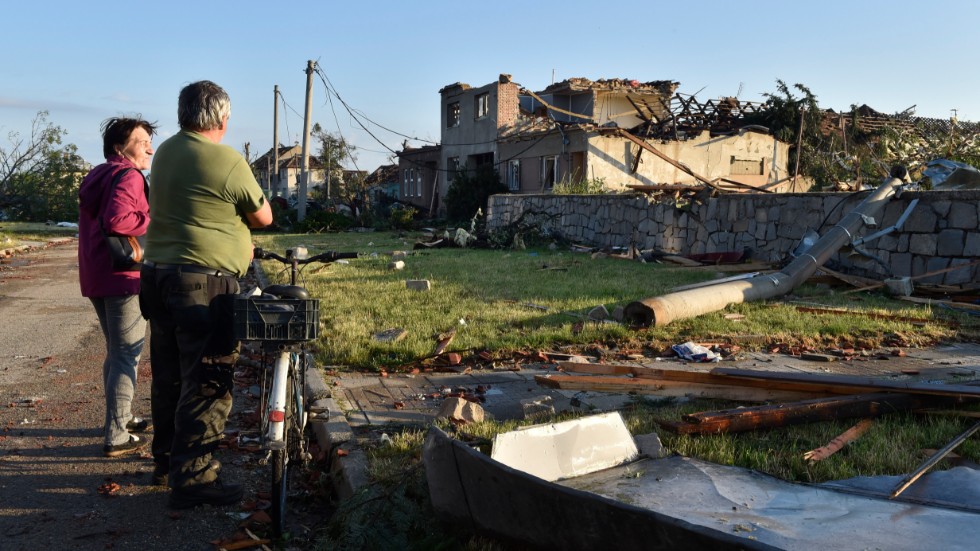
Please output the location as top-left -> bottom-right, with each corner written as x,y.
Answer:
1,221 -> 77,247
251,230 -> 965,371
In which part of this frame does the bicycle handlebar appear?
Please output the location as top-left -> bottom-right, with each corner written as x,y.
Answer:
253,247 -> 358,265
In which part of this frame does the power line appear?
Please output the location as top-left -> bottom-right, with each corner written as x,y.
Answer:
315,65 -> 400,160
311,66 -> 566,177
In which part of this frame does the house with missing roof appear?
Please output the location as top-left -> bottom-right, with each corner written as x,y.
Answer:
395,74 -> 796,215
250,144 -> 326,199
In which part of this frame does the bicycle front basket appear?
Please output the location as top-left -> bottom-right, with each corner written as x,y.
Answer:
234,297 -> 319,341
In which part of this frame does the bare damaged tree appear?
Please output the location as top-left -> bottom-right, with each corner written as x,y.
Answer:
0,111 -> 68,195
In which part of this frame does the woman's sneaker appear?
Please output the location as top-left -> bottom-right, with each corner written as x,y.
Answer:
103,435 -> 146,458
126,417 -> 152,433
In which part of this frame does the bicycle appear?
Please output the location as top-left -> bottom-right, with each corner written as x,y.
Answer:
234,246 -> 357,537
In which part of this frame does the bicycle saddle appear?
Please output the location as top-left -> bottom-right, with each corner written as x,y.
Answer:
262,285 -> 310,300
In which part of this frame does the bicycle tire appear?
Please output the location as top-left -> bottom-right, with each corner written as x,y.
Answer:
271,370 -> 293,537
288,352 -> 307,460
259,360 -> 271,441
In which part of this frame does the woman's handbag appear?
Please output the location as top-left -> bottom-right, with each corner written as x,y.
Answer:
101,168 -> 147,272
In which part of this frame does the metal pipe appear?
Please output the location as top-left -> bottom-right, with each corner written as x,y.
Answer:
623,175 -> 906,327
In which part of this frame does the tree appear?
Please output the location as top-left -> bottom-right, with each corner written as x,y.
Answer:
311,123 -> 355,200
1,111 -> 84,220
311,124 -> 372,222
7,144 -> 86,221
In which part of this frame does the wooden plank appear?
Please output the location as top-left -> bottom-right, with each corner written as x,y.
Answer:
558,361 -> 635,376
534,374 -> 822,402
895,296 -> 980,312
680,393 -> 944,434
626,184 -> 697,192
559,362 -> 859,396
803,419 -> 875,463
712,367 -> 980,399
794,306 -> 935,324
816,265 -> 880,288
842,258 -> 980,295
615,129 -> 724,191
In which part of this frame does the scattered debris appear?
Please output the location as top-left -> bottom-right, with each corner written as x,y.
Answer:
373,328 -> 407,343
406,279 -> 431,291
587,305 -> 609,321
671,342 -> 720,363
520,395 -> 555,419
436,397 -> 485,425
432,328 -> 456,356
804,419 -> 875,463
97,480 -> 121,497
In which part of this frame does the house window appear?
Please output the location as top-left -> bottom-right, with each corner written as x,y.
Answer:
447,102 -> 460,128
541,156 -> 558,190
730,157 -> 764,176
475,93 -> 489,119
507,160 -> 521,191
448,156 -> 460,173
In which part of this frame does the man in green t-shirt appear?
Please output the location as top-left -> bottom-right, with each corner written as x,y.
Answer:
140,80 -> 272,509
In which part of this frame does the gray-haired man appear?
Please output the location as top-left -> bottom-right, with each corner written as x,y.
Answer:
140,80 -> 272,508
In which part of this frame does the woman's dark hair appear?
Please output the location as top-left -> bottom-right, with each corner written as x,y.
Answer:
101,116 -> 158,159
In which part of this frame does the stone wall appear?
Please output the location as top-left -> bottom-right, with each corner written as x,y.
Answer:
485,190 -> 980,286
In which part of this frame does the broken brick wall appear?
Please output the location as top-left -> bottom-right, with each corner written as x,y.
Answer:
485,190 -> 980,285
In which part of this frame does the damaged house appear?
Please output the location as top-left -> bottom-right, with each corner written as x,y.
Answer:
396,74 -> 797,214
250,144 -> 326,199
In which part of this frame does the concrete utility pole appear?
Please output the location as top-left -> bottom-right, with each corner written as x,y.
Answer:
299,60 -> 314,222
624,172 -> 907,328
273,84 -> 280,197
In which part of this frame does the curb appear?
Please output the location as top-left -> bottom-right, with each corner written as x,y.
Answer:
248,258 -> 369,502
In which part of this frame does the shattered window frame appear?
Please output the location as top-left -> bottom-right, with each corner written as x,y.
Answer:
447,102 -> 460,128
507,159 -> 521,191
730,156 -> 765,176
475,93 -> 490,119
541,155 -> 558,190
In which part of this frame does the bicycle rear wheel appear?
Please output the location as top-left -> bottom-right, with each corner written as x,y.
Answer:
271,352 -> 307,537
270,370 -> 292,537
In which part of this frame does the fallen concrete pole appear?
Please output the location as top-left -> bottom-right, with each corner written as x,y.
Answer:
623,173 -> 906,327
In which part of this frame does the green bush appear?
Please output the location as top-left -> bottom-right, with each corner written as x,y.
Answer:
445,165 -> 507,222
293,209 -> 354,233
390,205 -> 416,229
552,176 -> 606,195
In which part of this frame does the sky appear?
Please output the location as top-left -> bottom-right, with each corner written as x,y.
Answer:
3,0 -> 979,173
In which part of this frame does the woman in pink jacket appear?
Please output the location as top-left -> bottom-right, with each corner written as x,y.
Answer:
78,117 -> 156,457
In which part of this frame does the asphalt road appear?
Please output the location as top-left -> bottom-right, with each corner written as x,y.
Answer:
0,241 -> 322,550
